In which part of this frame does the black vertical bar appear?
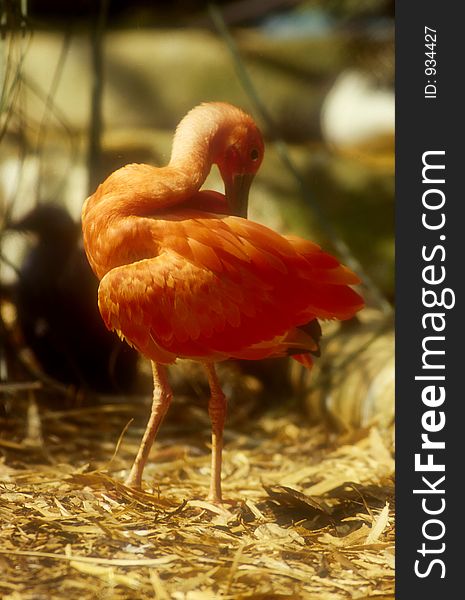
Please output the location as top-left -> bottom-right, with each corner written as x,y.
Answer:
396,1 -> 464,596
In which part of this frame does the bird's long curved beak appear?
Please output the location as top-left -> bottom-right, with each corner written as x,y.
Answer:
225,173 -> 254,218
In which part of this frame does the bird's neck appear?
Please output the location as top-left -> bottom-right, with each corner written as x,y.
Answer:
90,104 -> 240,221
168,104 -> 230,189
169,102 -> 247,186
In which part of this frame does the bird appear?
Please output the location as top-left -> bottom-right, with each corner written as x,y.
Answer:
9,203 -> 138,394
81,102 -> 364,503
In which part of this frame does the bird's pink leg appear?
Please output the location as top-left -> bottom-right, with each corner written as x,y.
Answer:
125,362 -> 172,489
204,362 -> 227,504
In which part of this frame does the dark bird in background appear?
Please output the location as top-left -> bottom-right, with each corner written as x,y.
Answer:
9,203 -> 138,394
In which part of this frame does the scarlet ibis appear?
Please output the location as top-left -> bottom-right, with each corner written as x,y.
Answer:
82,102 -> 364,502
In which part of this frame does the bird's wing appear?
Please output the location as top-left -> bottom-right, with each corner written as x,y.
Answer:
98,212 -> 363,361
155,210 -> 363,319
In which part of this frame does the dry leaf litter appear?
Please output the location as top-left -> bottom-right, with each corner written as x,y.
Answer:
0,362 -> 394,600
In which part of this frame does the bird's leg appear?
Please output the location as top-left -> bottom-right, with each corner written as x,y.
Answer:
24,392 -> 44,448
124,361 -> 172,489
203,362 -> 227,504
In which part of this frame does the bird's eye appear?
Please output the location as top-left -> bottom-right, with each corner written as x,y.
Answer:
250,148 -> 260,161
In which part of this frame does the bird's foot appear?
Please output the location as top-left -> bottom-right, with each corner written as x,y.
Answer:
124,469 -> 143,490
207,493 -> 223,507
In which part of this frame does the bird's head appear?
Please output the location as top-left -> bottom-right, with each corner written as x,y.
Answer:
171,102 -> 265,217
214,114 -> 264,218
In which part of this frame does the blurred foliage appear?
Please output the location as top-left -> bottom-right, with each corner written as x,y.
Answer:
1,0 -> 394,402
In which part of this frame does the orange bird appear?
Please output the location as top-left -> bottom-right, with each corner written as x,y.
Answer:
82,102 -> 364,503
